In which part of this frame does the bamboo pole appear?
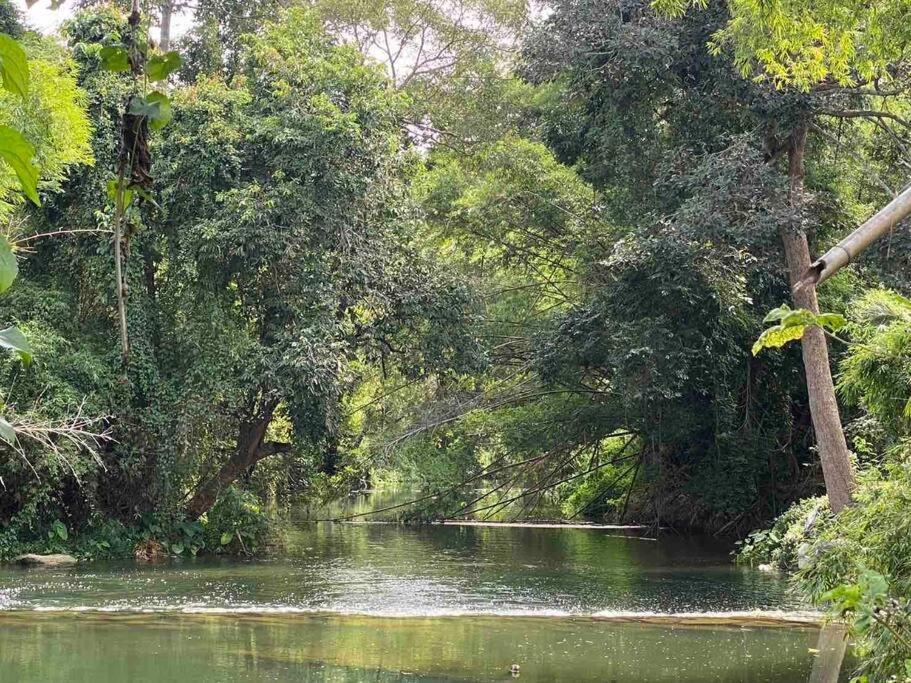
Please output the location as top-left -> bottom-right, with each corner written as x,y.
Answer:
798,182 -> 911,290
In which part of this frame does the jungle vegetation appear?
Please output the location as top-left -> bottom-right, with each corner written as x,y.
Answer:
1,0 -> 911,675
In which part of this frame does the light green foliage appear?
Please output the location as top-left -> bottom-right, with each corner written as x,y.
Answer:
0,35 -> 92,214
839,290 -> 911,440
653,0 -> 911,90
0,27 -> 91,467
416,134 -> 594,272
752,304 -> 847,355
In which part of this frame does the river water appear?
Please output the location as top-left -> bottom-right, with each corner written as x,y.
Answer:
0,493 -> 850,682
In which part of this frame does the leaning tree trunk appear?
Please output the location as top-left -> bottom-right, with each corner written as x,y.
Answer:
780,125 -> 856,513
185,400 -> 289,519
809,624 -> 849,683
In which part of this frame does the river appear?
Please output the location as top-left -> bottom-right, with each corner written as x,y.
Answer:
0,492 -> 850,682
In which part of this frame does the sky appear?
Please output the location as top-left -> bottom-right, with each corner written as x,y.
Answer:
14,0 -> 76,33
13,1 -> 193,40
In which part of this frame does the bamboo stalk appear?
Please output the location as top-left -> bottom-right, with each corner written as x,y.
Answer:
798,182 -> 911,290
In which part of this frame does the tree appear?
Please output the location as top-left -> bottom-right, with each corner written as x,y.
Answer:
655,0 -> 911,91
177,0 -> 288,78
524,0 -> 911,514
151,8 -> 482,518
76,0 -> 188,50
652,0 -> 911,511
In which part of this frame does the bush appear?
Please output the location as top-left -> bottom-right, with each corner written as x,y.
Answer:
200,487 -> 270,555
736,495 -> 830,571
738,464 -> 911,681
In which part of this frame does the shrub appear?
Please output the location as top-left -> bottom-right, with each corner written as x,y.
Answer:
739,464 -> 911,681
200,487 -> 269,555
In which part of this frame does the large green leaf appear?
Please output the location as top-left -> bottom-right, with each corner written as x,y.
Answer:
753,305 -> 848,355
146,52 -> 182,81
146,91 -> 173,129
0,326 -> 32,365
0,34 -> 29,98
99,45 -> 130,73
0,235 -> 16,293
752,324 -> 807,355
106,178 -> 134,209
0,414 -> 16,447
0,125 -> 39,205
129,91 -> 173,130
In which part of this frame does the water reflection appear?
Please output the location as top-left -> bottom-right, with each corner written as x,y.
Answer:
0,492 -> 851,681
0,612 -> 851,683
0,522 -> 802,615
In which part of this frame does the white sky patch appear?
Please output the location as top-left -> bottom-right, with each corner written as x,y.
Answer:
13,0 -> 194,44
14,0 -> 75,34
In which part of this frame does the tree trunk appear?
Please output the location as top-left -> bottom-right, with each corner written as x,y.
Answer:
113,187 -> 129,367
184,401 -> 289,519
321,437 -> 340,476
159,1 -> 173,52
780,124 -> 856,513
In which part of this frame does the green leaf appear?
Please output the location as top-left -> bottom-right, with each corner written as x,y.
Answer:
762,305 -> 792,324
0,125 -> 39,205
52,520 -> 68,541
106,178 -> 134,209
754,305 -> 848,355
0,235 -> 17,293
815,313 -> 847,331
0,34 -> 29,98
171,542 -> 184,555
752,323 -> 807,355
145,51 -> 181,81
220,532 -> 233,546
146,91 -> 172,130
0,414 -> 16,447
128,91 -> 175,131
0,326 -> 32,365
99,45 -> 130,72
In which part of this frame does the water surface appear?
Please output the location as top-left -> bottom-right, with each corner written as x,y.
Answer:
0,611 -> 842,682
0,522 -> 801,615
0,494 -> 848,681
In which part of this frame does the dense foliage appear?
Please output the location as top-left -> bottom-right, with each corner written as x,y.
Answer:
0,0 -> 907,645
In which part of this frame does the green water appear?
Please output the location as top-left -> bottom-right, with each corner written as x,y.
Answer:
0,494 -> 851,681
0,612 -> 837,682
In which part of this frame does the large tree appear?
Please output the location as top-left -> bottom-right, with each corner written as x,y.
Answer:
152,8 -> 482,518
653,0 -> 911,511
524,0 -> 911,514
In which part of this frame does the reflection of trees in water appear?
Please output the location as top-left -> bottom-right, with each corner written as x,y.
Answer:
0,612 -> 833,683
